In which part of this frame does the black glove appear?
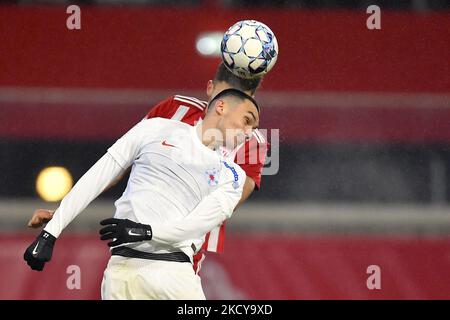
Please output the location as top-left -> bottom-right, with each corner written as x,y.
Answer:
99,218 -> 152,247
23,230 -> 56,271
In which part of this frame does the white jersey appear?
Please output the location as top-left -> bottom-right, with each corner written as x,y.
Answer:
45,117 -> 245,262
108,118 -> 245,258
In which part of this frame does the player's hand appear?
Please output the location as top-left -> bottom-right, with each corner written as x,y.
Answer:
23,230 -> 56,271
99,218 -> 152,247
27,209 -> 54,228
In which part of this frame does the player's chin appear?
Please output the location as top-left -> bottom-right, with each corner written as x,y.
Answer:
224,132 -> 245,150
223,137 -> 237,150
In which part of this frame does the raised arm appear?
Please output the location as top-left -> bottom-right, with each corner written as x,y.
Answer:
43,153 -> 126,237
24,120 -> 151,271
151,168 -> 244,246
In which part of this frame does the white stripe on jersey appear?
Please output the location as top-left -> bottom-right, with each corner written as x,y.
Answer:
174,97 -> 205,111
206,225 -> 220,252
253,131 -> 262,143
253,129 -> 266,143
195,253 -> 206,274
175,95 -> 208,107
171,105 -> 190,121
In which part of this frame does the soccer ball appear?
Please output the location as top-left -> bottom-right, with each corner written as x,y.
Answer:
221,20 -> 278,79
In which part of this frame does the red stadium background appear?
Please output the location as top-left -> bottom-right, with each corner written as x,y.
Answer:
2,233 -> 450,299
1,6 -> 449,143
0,5 -> 449,300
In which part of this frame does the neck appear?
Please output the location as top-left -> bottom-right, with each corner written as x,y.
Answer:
197,118 -> 222,151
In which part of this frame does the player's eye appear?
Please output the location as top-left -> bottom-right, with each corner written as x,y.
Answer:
244,117 -> 250,125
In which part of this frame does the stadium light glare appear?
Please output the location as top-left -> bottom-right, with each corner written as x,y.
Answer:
195,32 -> 223,57
36,166 -> 73,202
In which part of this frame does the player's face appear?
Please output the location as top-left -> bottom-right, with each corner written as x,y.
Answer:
220,99 -> 259,149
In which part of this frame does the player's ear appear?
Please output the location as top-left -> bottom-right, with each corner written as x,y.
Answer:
206,80 -> 214,98
214,100 -> 225,115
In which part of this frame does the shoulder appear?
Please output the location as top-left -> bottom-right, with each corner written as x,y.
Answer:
140,117 -> 192,130
251,129 -> 267,146
234,129 -> 268,154
125,118 -> 191,141
147,95 -> 208,122
234,129 -> 269,161
173,94 -> 208,111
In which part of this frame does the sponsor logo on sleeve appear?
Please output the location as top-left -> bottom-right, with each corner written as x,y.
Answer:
222,161 -> 240,189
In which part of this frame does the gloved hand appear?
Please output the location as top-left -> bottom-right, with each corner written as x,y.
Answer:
23,230 -> 56,271
99,218 -> 152,247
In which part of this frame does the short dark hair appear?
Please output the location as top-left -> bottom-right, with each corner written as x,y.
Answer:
209,88 -> 260,114
213,62 -> 263,95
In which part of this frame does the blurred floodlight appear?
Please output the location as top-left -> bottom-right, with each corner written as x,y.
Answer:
36,166 -> 73,202
196,32 -> 223,57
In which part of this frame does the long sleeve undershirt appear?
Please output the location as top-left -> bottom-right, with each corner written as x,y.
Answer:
44,153 -> 124,237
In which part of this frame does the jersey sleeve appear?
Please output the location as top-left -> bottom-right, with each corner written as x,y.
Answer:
146,96 -> 175,119
234,133 -> 269,190
44,153 -> 125,238
150,160 -> 245,246
146,95 -> 206,125
44,120 -> 165,238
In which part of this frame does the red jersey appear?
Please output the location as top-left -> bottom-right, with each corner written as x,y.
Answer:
146,94 -> 267,272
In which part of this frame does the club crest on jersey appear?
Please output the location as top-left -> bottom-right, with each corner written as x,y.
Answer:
222,161 -> 240,189
205,168 -> 219,186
